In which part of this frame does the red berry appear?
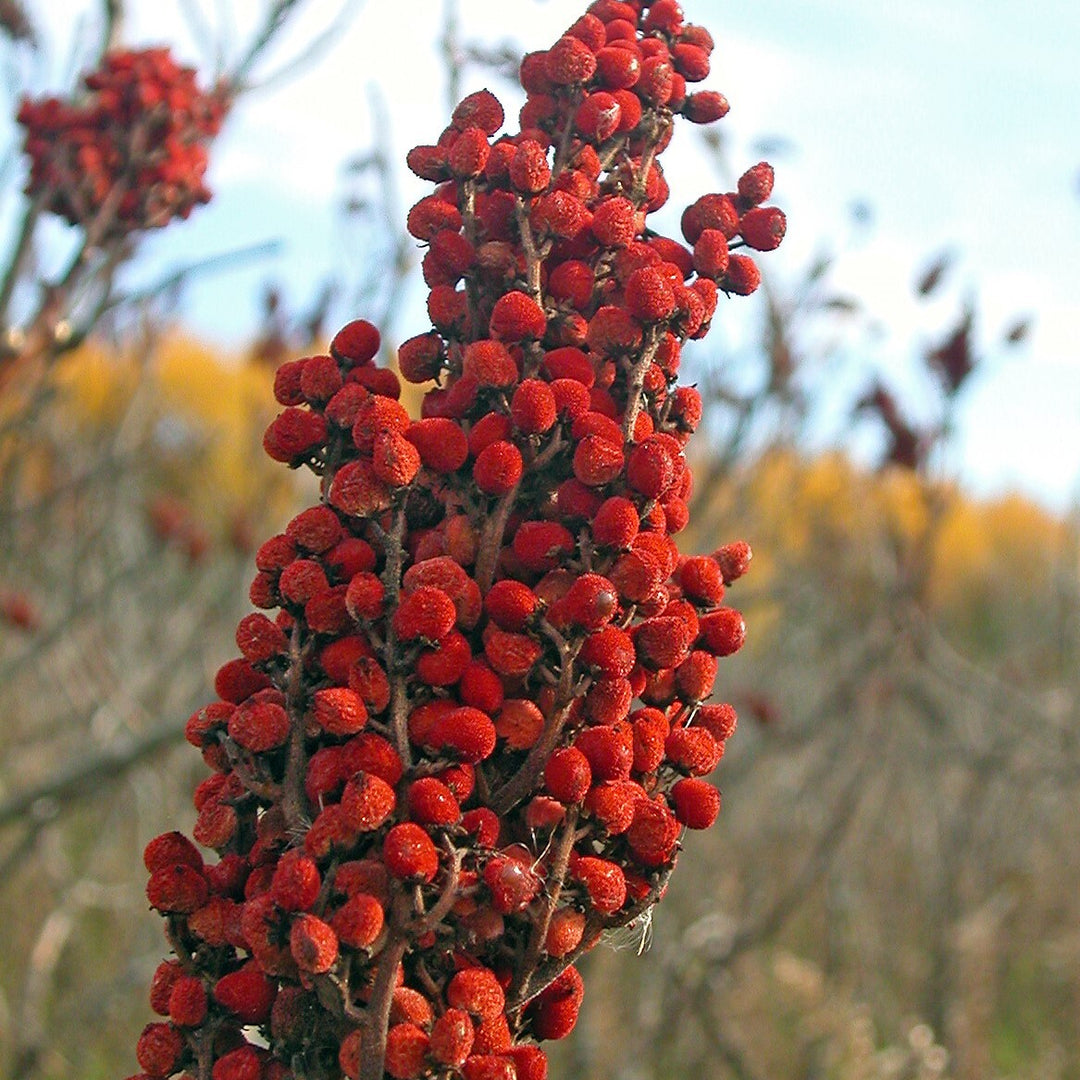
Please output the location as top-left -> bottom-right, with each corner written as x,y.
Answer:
585,779 -> 643,834
632,707 -> 670,773
416,629 -> 473,686
575,91 -> 622,141
383,823 -> 440,882
573,434 -> 625,487
579,626 -> 636,679
449,127 -> 491,177
722,253 -> 761,295
573,855 -> 627,915
385,1023 -> 430,1079
406,417 -> 470,472
698,607 -> 747,656
575,724 -> 633,781
311,687 -> 368,736
490,290 -> 547,340
462,1056 -> 517,1080
461,807 -> 502,848
596,45 -> 640,88
146,864 -> 208,914
149,960 -> 183,1015
483,627 -> 543,678
542,345 -> 595,385
556,573 -> 619,630
495,697 -> 545,749
136,1022 -> 185,1078
483,852 -> 542,913
544,746 -> 592,803
739,205 -> 786,251
485,579 -> 540,631
510,139 -> 552,193
460,661 -> 506,713
678,555 -> 725,605
329,460 -> 393,518
635,614 -> 694,669
339,1030 -> 364,1078
270,849 -> 321,912
643,0 -> 684,33
371,430 -> 422,487
430,1008 -> 475,1067
682,193 -> 739,244
591,196 -> 637,247
452,88 -> 505,135
168,975 -> 207,1026
671,776 -> 721,828
290,913 -> 339,973
390,987 -> 435,1028
545,34 -> 598,85
407,777 -> 461,825
447,966 -> 505,1022
544,906 -> 586,957
694,702 -> 738,742
509,1046 -> 549,1080
214,961 -> 277,1023
637,55 -> 674,105
331,319 -> 381,366
428,706 -> 498,763
693,228 -> 730,278
512,520 -> 575,572
474,440 -> 524,495
393,585 -> 457,642
625,265 -> 676,321
672,42 -> 710,82
398,331 -> 444,382
684,89 -> 729,123
143,831 -> 203,874
626,797 -> 680,867
340,772 -> 397,831
737,161 -> 774,206
565,11 -> 605,49
665,724 -> 723,775
675,649 -> 718,702
511,379 -> 558,433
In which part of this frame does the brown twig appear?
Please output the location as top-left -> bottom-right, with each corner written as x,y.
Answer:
380,504 -> 413,769
621,323 -> 664,442
281,620 -> 311,834
358,918 -> 410,1080
510,806 -> 579,1004
410,840 -> 464,935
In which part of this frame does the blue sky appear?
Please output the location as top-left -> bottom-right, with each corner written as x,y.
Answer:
16,0 -> 1080,511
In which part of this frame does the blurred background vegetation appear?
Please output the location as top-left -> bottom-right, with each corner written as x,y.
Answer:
1,2 -> 1077,1079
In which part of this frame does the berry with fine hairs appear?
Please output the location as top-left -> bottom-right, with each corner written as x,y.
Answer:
126,4 -> 783,1077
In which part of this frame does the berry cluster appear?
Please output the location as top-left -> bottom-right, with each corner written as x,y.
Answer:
17,47 -> 225,236
128,4 -> 783,1079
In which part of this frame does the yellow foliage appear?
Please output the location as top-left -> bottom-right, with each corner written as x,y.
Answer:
693,447 -> 1069,628
51,331 -> 299,530
931,492 -> 1067,609
52,339 -> 142,424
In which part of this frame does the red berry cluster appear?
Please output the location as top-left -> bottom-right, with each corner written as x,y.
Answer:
128,4 -> 783,1079
17,47 -> 225,236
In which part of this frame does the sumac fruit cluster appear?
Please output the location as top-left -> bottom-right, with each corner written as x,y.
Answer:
128,3 -> 783,1079
17,46 -> 225,236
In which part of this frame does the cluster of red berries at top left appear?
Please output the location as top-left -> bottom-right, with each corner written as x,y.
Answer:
17,47 -> 225,236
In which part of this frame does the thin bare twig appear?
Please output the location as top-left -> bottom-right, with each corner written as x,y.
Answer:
244,0 -> 366,93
